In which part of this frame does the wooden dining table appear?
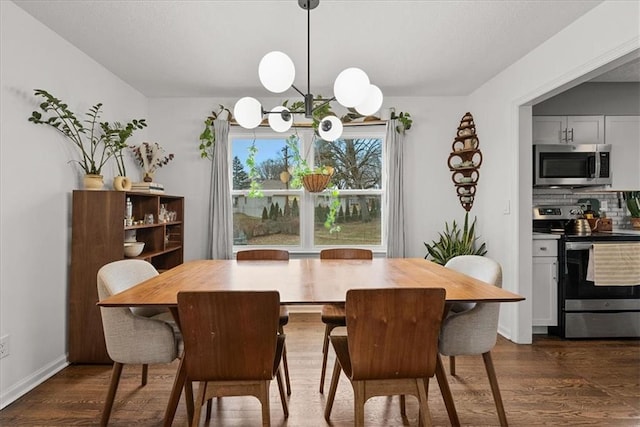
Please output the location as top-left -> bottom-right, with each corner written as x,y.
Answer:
98,257 -> 524,426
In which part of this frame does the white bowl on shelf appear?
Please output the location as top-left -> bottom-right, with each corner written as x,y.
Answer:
124,242 -> 145,257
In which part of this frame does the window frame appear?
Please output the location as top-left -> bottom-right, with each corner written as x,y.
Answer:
229,125 -> 387,254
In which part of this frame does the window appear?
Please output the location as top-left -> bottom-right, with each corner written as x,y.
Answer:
230,126 -> 385,252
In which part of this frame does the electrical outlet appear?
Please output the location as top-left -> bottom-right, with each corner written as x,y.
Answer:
0,335 -> 9,359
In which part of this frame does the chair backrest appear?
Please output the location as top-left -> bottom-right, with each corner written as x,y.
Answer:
177,291 -> 280,381
320,248 -> 373,260
237,249 -> 290,261
345,288 -> 446,381
444,255 -> 502,288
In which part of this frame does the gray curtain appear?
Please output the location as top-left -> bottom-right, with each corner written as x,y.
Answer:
207,119 -> 233,259
385,119 -> 406,258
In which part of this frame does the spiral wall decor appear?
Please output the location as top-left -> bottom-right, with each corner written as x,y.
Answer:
447,112 -> 482,211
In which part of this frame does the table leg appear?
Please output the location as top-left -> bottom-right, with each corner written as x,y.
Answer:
436,353 -> 460,426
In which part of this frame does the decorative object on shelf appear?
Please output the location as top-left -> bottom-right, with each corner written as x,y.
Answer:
28,89 -> 146,190
113,176 -> 133,191
123,242 -> 145,258
623,191 -> 640,229
447,112 -> 483,211
423,212 -> 487,265
107,120 -> 148,189
232,0 -> 383,142
131,142 -> 174,183
391,110 -> 413,134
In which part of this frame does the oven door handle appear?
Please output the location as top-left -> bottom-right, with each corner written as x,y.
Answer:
565,242 -> 593,251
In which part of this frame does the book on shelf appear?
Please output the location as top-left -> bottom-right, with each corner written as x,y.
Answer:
131,182 -> 164,190
130,188 -> 165,194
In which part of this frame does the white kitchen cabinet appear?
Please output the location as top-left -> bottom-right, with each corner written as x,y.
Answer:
605,116 -> 640,189
533,115 -> 604,144
532,239 -> 558,327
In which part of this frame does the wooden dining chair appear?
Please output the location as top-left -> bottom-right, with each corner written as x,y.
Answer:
439,255 -> 507,426
324,288 -> 446,426
318,248 -> 373,393
97,259 -> 188,426
236,249 -> 291,395
177,290 -> 288,427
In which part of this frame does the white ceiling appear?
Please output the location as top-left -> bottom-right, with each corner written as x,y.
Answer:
13,0 -> 606,98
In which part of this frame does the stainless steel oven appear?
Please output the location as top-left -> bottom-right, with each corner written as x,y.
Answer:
562,240 -> 640,338
533,144 -> 611,187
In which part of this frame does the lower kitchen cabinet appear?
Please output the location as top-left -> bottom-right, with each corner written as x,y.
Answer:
532,239 -> 558,327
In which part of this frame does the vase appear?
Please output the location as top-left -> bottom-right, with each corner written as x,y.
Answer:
143,172 -> 154,183
83,174 -> 104,190
113,176 -> 132,191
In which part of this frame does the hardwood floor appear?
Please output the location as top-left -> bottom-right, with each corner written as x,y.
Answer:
1,313 -> 639,426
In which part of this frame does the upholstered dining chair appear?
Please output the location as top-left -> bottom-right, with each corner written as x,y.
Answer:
439,255 -> 507,426
177,290 -> 288,427
97,259 -> 186,426
318,248 -> 373,393
324,288 -> 446,426
236,249 -> 291,395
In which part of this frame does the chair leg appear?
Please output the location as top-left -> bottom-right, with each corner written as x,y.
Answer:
400,394 -> 406,416
191,381 -> 207,427
260,380 -> 271,427
100,362 -> 124,427
482,351 -> 508,426
417,378 -> 433,427
141,364 -> 148,386
278,324 -> 291,395
185,378 -> 194,425
319,323 -> 332,393
436,354 -> 460,426
276,366 -> 289,418
449,355 -> 456,376
324,358 -> 342,421
205,398 -> 212,420
354,381 -> 366,427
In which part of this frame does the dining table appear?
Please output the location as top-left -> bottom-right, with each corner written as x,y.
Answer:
98,257 -> 524,426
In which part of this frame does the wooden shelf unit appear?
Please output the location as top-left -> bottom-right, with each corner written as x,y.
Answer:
69,190 -> 184,363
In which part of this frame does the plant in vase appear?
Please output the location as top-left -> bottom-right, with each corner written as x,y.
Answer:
102,120 -> 147,190
198,104 -> 232,160
27,89 -> 147,190
623,191 -> 640,229
424,212 -> 487,265
131,142 -> 174,182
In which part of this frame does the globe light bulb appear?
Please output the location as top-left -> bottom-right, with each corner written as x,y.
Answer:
334,67 -> 370,108
318,116 -> 343,142
233,97 -> 263,129
259,51 -> 295,93
355,84 -> 383,116
268,106 -> 293,133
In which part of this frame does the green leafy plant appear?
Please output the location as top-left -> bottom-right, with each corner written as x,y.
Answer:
324,186 -> 342,233
198,104 -> 231,160
391,110 -> 412,134
623,191 -> 640,218
102,120 -> 147,176
424,212 -> 487,265
28,89 -> 147,175
246,141 -> 263,198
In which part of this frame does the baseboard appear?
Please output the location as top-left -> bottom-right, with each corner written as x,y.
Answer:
0,355 -> 68,410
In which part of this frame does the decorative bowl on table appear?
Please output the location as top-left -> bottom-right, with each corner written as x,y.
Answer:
124,242 -> 145,257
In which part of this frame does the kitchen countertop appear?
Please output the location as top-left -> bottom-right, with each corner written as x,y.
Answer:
533,229 -> 640,239
533,232 -> 561,240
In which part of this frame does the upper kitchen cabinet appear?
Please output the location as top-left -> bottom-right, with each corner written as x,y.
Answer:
533,115 -> 604,144
605,116 -> 640,189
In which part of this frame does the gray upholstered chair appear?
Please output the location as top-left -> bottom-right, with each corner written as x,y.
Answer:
438,255 -> 507,426
97,259 -> 184,426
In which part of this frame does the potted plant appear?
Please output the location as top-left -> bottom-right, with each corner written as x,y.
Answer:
131,142 -> 174,182
424,212 -> 487,265
198,104 -> 232,160
623,191 -> 640,229
28,89 -> 146,190
102,120 -> 147,190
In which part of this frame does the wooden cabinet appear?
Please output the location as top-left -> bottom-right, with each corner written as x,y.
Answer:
69,190 -> 184,363
533,115 -> 604,144
532,239 -> 558,327
605,116 -> 640,189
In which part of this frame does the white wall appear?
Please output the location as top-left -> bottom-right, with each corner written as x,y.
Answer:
0,1 -> 148,408
467,1 -> 640,344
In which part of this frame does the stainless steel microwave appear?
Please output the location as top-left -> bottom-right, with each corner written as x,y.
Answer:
533,144 -> 611,187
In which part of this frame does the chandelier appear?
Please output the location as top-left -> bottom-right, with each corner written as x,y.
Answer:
233,0 -> 383,142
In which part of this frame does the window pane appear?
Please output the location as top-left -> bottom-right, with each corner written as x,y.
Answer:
231,138 -> 293,190
233,194 -> 301,246
314,194 -> 382,246
315,138 -> 382,190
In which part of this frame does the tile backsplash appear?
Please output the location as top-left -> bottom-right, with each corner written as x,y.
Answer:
533,188 -> 634,229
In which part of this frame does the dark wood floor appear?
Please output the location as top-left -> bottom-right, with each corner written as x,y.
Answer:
1,313 -> 639,426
